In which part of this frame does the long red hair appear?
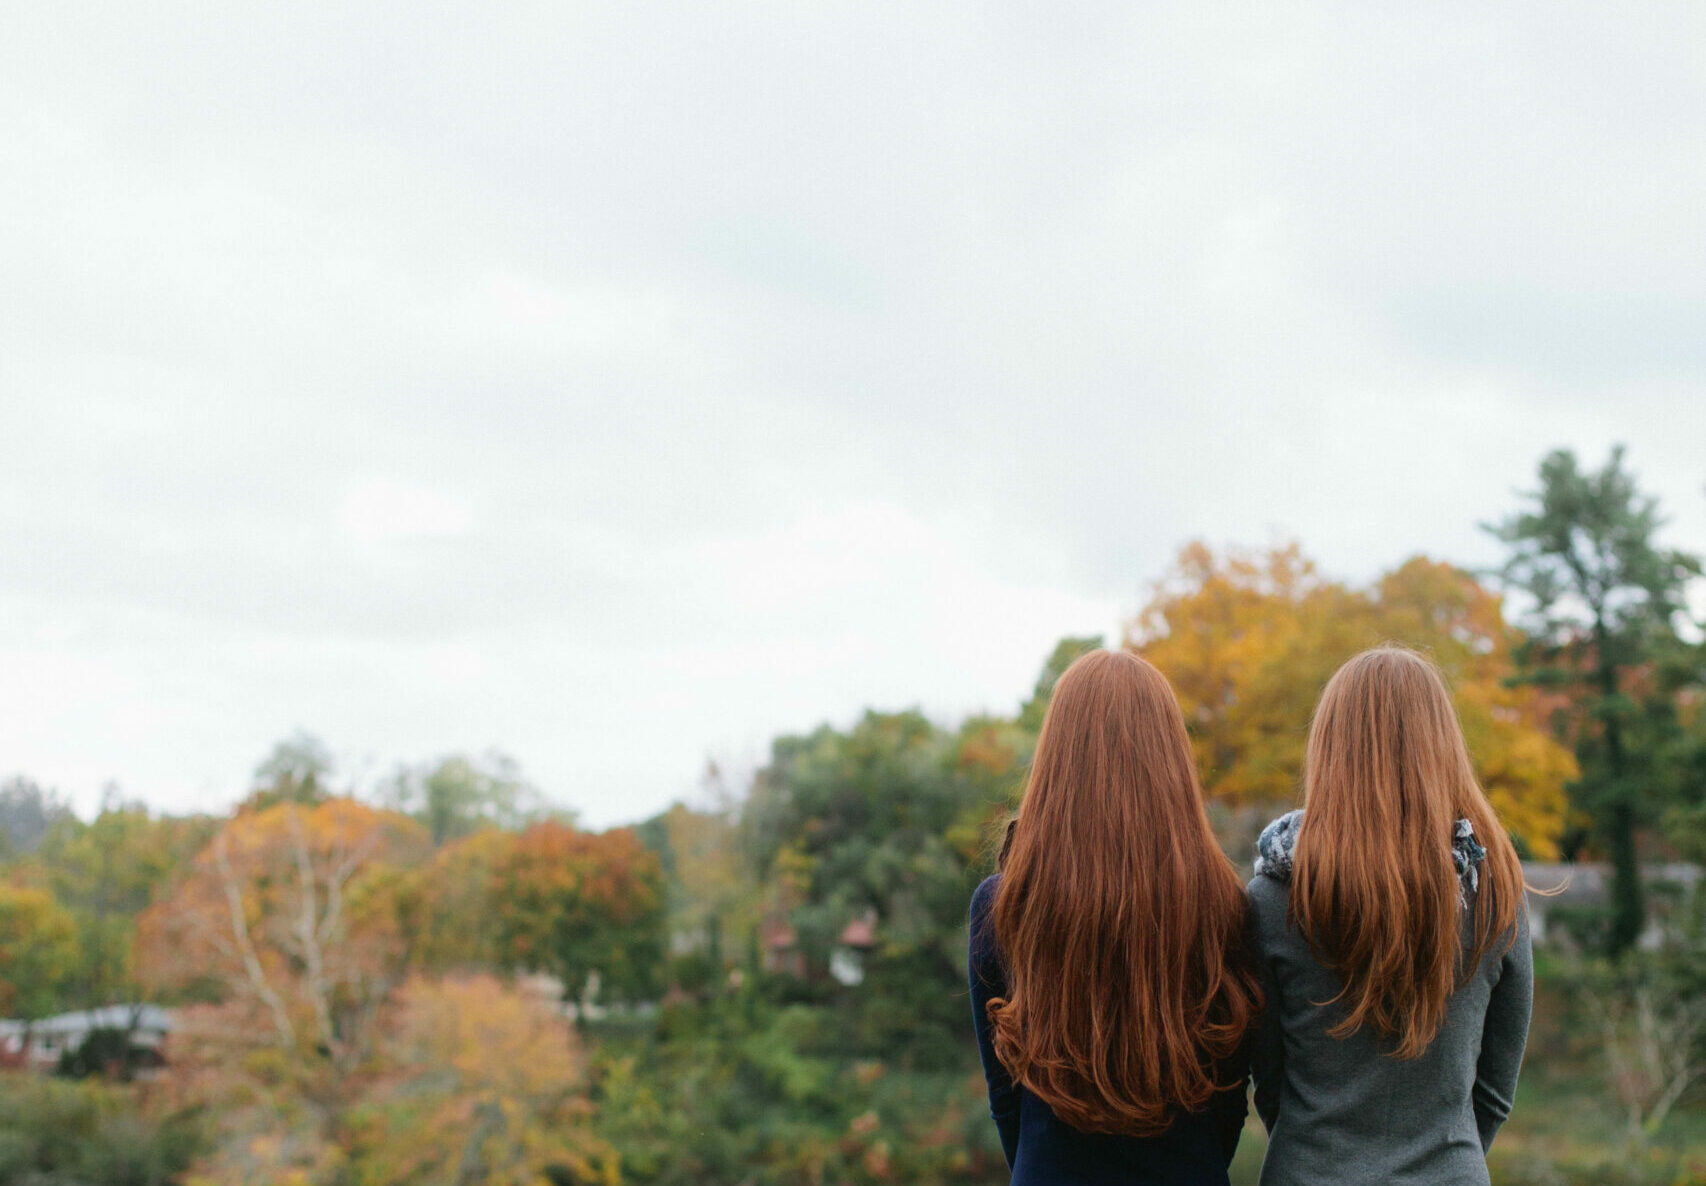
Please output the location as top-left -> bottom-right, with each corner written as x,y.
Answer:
1293,646 -> 1523,1059
988,649 -> 1261,1135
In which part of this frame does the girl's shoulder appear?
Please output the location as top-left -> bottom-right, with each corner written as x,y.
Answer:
970,872 -> 1001,925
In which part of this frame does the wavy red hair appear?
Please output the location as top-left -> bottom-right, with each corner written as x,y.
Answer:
988,649 -> 1261,1135
1293,646 -> 1523,1058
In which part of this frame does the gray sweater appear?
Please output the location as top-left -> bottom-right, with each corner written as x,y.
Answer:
1246,812 -> 1532,1186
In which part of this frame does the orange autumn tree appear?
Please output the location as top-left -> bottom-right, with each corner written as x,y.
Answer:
1127,543 -> 1574,857
137,798 -> 429,1068
490,822 -> 666,1006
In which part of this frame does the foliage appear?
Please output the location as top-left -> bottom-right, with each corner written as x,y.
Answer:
0,1073 -> 203,1186
393,828 -> 514,973
380,752 -> 544,847
0,884 -> 79,1018
1127,543 -> 1576,855
35,803 -> 217,1010
1582,960 -> 1706,1147
635,793 -> 760,988
244,731 -> 337,812
136,800 -> 429,1067
0,776 -> 73,859
342,975 -> 615,1186
1486,445 -> 1705,951
744,708 -> 1012,1068
591,994 -> 1006,1185
490,822 -> 667,1005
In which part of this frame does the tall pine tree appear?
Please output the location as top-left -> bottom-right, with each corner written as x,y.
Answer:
1487,446 -> 1702,953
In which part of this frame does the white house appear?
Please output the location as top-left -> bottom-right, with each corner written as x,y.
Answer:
0,1004 -> 174,1072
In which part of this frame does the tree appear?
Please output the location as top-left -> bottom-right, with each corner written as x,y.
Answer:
136,799 -> 428,1069
636,795 -> 759,987
36,799 -> 217,1008
342,975 -> 616,1185
745,709 -> 998,1065
0,884 -> 78,1018
1126,542 -> 1373,805
1580,954 -> 1706,1148
1016,636 -> 1104,731
381,751 -> 541,847
1487,446 -> 1704,952
0,776 -> 73,858
393,827 -> 514,972
244,730 -> 336,811
490,822 -> 666,1006
1127,543 -> 1576,856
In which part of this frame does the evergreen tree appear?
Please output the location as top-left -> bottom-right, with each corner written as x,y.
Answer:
1486,446 -> 1702,953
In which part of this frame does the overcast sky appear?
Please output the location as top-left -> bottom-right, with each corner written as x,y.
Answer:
4,2 -> 1704,826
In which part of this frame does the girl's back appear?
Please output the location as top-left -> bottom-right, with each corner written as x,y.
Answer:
1247,822 -> 1531,1186
968,649 -> 1262,1185
970,874 -> 1248,1186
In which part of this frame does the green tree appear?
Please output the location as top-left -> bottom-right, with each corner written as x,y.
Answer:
243,729 -> 335,811
0,775 -> 72,858
1487,445 -> 1704,953
36,797 -> 216,1008
0,883 -> 79,1018
745,708 -> 1002,1066
490,822 -> 667,1005
1016,636 -> 1104,731
383,751 -> 539,846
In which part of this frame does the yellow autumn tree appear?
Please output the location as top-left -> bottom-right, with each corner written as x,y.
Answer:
343,975 -> 616,1186
1127,543 -> 1574,857
0,884 -> 78,1018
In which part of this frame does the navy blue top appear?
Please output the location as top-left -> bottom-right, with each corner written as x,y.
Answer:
968,875 -> 1250,1185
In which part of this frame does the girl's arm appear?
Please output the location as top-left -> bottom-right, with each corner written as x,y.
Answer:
1211,1040 -> 1252,1165
968,876 -> 1021,1168
1247,880 -> 1286,1135
1472,908 -> 1533,1152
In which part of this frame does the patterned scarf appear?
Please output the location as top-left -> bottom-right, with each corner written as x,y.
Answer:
1254,808 -> 1487,893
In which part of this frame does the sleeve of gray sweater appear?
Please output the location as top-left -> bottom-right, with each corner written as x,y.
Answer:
1247,878 -> 1285,1134
1471,907 -> 1533,1152
1251,953 -> 1285,1134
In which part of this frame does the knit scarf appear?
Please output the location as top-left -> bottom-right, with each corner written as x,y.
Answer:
1254,808 -> 1487,894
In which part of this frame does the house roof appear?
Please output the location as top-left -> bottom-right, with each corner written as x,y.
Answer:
0,1004 -> 173,1037
837,914 -> 876,948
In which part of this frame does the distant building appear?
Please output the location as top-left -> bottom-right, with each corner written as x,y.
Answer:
0,1004 -> 173,1073
762,909 -> 878,985
829,911 -> 877,986
760,913 -> 805,978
